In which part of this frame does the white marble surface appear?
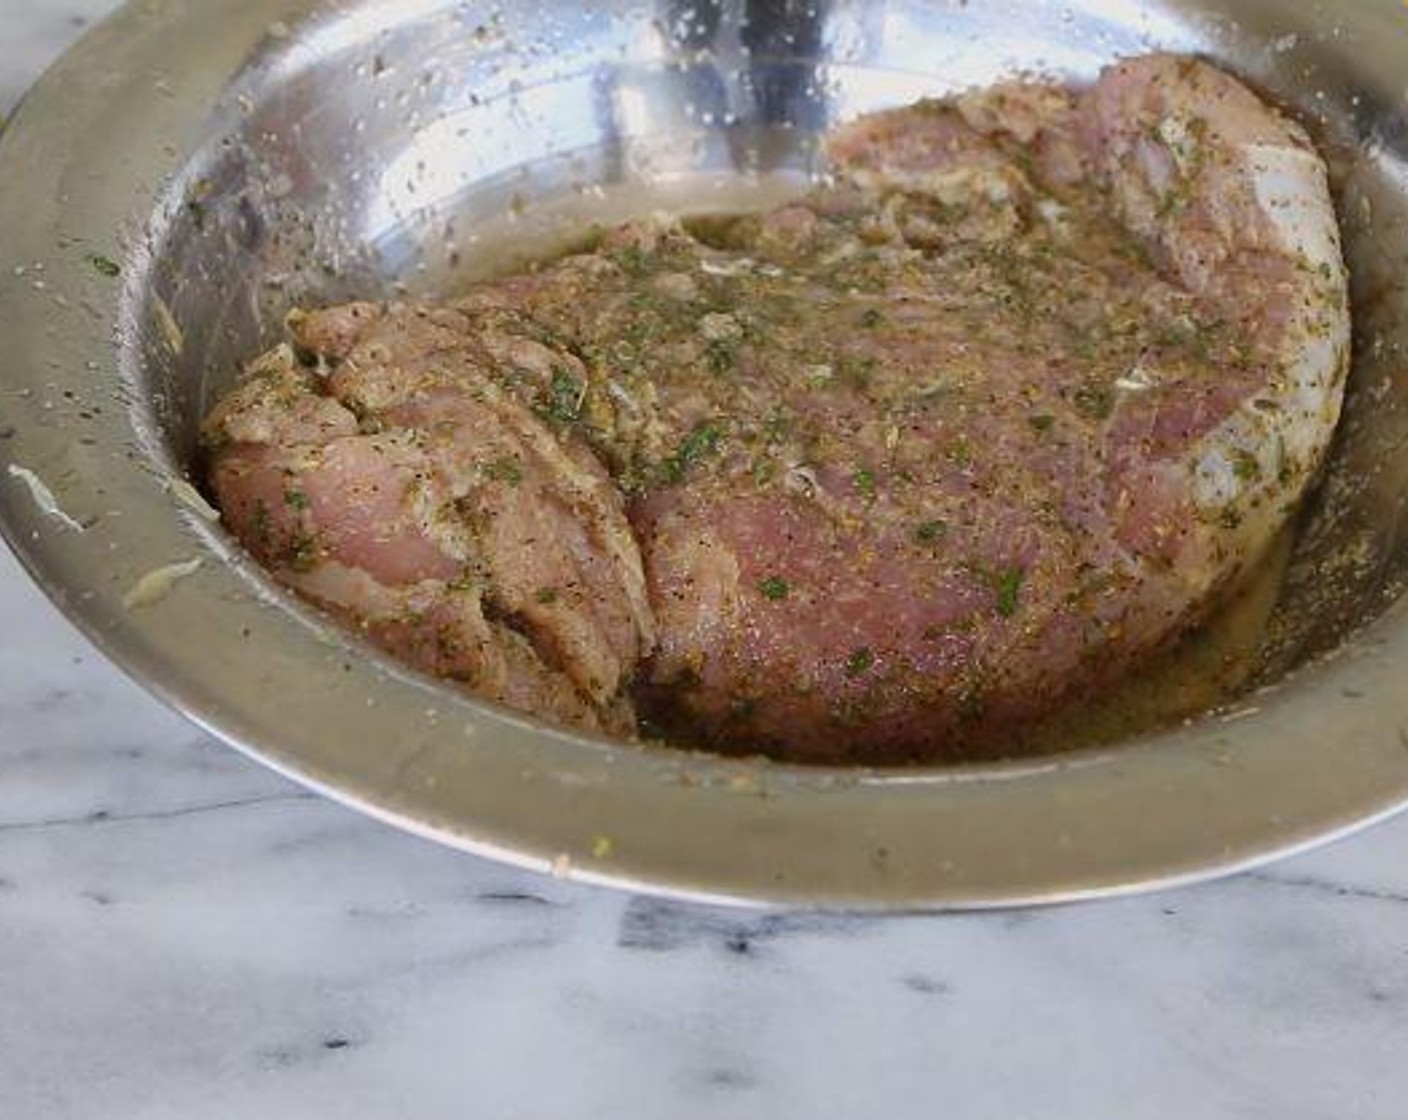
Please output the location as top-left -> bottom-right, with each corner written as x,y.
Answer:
4,4 -> 1408,1117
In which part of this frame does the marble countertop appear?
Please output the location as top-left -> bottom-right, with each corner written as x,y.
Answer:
4,4 -> 1408,1117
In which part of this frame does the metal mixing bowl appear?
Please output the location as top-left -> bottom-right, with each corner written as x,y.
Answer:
5,0 -> 1408,907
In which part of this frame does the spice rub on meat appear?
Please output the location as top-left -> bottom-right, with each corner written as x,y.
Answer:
202,55 -> 1349,762
202,307 -> 655,736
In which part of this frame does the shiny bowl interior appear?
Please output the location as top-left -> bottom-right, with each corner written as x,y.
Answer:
5,0 -> 1408,906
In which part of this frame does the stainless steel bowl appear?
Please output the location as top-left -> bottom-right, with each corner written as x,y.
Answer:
5,0 -> 1408,907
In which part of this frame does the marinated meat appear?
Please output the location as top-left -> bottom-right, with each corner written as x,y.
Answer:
202,55 -> 1349,761
203,313 -> 654,735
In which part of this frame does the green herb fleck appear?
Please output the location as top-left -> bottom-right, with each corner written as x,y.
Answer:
1123,240 -> 1155,270
860,308 -> 884,329
615,243 -> 650,276
664,422 -> 723,484
540,368 -> 584,423
1156,187 -> 1185,219
1010,146 -> 1038,181
1028,413 -> 1055,433
994,567 -> 1025,618
845,648 -> 876,678
935,199 -> 969,224
838,354 -> 877,389
624,304 -> 657,335
283,489 -> 309,511
89,253 -> 121,278
535,587 -> 559,605
758,576 -> 790,601
1231,450 -> 1260,482
853,468 -> 878,501
915,520 -> 947,544
1156,319 -> 1193,349
958,686 -> 986,722
483,457 -> 524,486
707,337 -> 738,375
289,534 -> 319,573
1072,383 -> 1114,421
726,697 -> 759,725
251,500 -> 273,548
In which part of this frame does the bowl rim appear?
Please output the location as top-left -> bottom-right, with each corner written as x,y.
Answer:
4,0 -> 1408,909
